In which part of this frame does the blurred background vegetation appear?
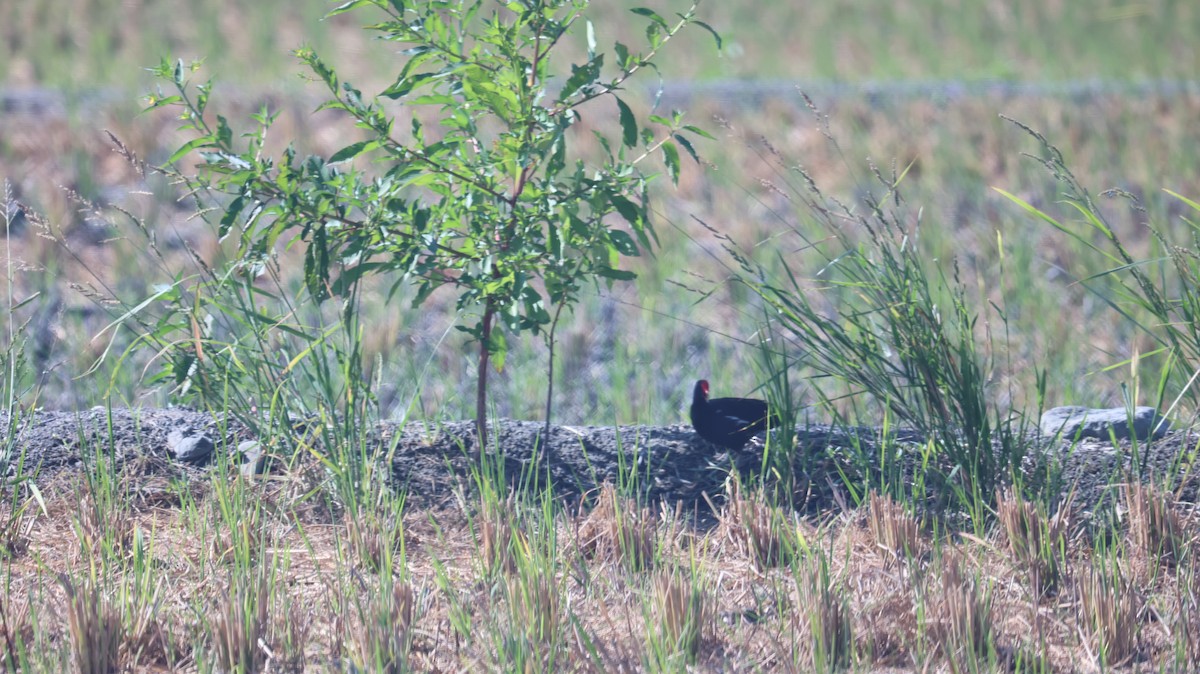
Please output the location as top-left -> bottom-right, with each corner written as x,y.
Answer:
2,0 -> 1199,425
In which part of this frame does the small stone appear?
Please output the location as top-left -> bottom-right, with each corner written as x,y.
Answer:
238,441 -> 265,477
1040,406 -> 1170,441
167,430 -> 215,464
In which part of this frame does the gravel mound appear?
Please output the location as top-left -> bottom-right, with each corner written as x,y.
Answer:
1,408 -> 1195,517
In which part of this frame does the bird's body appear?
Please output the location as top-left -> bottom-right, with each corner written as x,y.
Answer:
690,379 -> 779,450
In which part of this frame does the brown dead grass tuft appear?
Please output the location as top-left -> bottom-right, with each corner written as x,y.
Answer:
351,580 -> 418,674
0,502 -> 32,561
930,550 -> 994,669
270,596 -> 314,672
577,483 -> 658,572
478,492 -> 522,576
797,557 -> 854,671
1077,559 -> 1141,666
59,573 -> 122,674
120,573 -> 177,669
209,499 -> 266,567
1176,560 -> 1200,667
721,476 -> 797,570
996,487 -> 1068,595
866,491 -> 924,566
0,592 -> 32,668
651,569 -> 710,664
505,566 -> 562,657
1125,480 -> 1186,572
211,569 -> 271,674
346,510 -> 409,574
75,485 -> 132,559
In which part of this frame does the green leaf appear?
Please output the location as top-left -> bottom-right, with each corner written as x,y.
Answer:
410,94 -> 456,106
218,195 -> 245,241
304,225 -> 331,302
611,195 -> 643,229
692,20 -> 723,50
615,97 -> 637,148
329,140 -> 379,163
596,267 -> 636,281
673,133 -> 699,163
1164,189 -> 1200,214
614,42 -> 632,70
462,66 -> 520,120
683,124 -> 716,140
630,7 -> 667,27
142,94 -> 182,112
215,115 -> 233,147
168,135 -> 217,165
382,71 -> 435,100
661,141 -> 680,184
608,229 -> 639,256
327,0 -> 380,17
487,328 -> 507,372
558,55 -> 604,102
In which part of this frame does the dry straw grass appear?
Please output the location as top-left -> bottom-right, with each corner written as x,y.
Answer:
478,492 -> 521,576
651,569 -> 711,664
0,506 -> 31,561
209,504 -> 265,567
7,465 -> 1200,671
930,550 -> 994,668
211,570 -> 271,674
59,573 -> 122,674
1125,480 -> 1186,572
346,510 -> 406,574
1076,560 -> 1142,666
352,580 -> 417,674
576,483 -> 658,572
506,567 -> 561,648
0,592 -> 31,667
797,557 -> 854,670
74,488 -> 132,559
1177,560 -> 1200,667
721,476 -> 799,569
996,487 -> 1068,595
866,491 -> 924,566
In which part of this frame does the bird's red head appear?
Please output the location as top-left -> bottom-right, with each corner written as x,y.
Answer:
697,379 -> 710,398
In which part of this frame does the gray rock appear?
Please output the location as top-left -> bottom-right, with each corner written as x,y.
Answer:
1040,406 -> 1170,441
237,441 -> 265,477
167,429 -> 215,464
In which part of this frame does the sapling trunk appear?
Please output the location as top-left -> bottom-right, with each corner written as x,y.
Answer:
543,301 -> 568,449
476,302 -> 495,451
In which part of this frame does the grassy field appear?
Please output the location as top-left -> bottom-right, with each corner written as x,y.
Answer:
3,0 -> 1198,87
3,0 -> 1200,671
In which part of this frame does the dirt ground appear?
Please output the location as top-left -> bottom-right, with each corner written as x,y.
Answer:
2,407 -> 1196,517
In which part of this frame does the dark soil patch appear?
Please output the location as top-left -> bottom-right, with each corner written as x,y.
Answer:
2,408 -> 1197,519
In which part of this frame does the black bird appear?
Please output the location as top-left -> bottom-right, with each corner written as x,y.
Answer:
690,379 -> 779,450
